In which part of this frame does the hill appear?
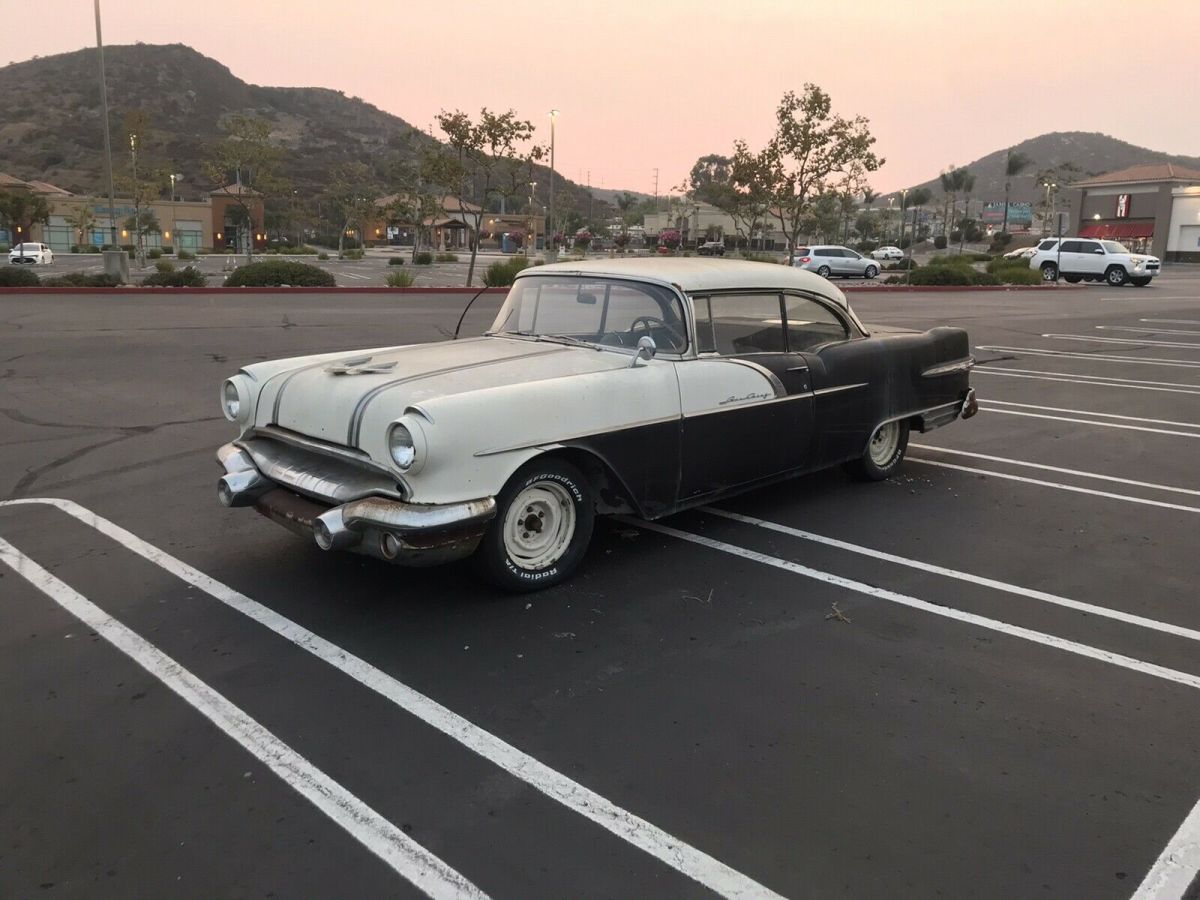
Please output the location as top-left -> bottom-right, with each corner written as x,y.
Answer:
892,131 -> 1200,203
0,43 -> 590,212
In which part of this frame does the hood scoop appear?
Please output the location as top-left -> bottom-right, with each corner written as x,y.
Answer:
325,356 -> 399,376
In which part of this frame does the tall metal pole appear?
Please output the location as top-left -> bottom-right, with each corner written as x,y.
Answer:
548,109 -> 558,250
94,0 -> 117,246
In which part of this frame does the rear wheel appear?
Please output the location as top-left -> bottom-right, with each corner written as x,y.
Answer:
1106,265 -> 1128,286
1064,275 -> 1081,284
1040,262 -> 1058,281
474,458 -> 594,592
1131,277 -> 1151,287
817,265 -> 832,277
844,420 -> 910,481
864,264 -> 879,279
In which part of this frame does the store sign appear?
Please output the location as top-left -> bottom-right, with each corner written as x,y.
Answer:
980,201 -> 1033,225
1116,194 -> 1131,218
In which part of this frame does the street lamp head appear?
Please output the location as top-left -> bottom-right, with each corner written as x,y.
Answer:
549,109 -> 559,119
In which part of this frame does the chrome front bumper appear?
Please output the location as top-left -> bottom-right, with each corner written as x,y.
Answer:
217,443 -> 497,565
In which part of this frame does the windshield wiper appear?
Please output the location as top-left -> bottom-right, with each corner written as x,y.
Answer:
534,334 -> 599,349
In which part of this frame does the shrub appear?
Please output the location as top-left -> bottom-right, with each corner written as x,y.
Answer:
986,259 -> 1043,285
342,249 -> 364,260
885,258 -> 918,271
279,245 -> 318,255
0,243 -> 10,253
414,251 -> 433,265
155,260 -> 175,273
224,260 -> 335,287
178,249 -> 196,260
970,271 -> 1001,286
968,252 -> 993,262
41,272 -> 122,287
907,266 -> 973,286
933,235 -> 948,249
990,232 -> 1014,250
435,252 -> 458,263
386,270 -> 416,288
317,252 -> 330,260
388,257 -> 405,266
160,245 -> 174,255
482,256 -> 530,287
0,267 -> 40,287
120,244 -> 135,252
147,248 -> 162,259
143,265 -> 206,287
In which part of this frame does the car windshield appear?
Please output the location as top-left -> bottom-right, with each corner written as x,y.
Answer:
489,275 -> 689,353
1102,241 -> 1130,254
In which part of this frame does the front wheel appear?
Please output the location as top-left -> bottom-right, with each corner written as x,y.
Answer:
1106,266 -> 1128,286
1131,277 -> 1152,287
844,420 -> 910,481
474,458 -> 594,592
816,265 -> 832,277
864,265 -> 879,279
1064,275 -> 1081,284
1041,262 -> 1058,281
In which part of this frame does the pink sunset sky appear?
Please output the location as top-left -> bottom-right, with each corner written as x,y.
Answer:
3,0 -> 1197,195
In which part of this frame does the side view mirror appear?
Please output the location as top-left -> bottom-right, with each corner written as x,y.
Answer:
1094,248 -> 1105,254
628,335 -> 657,368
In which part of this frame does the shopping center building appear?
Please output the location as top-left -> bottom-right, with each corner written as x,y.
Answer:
0,174 -> 265,253
1067,163 -> 1200,262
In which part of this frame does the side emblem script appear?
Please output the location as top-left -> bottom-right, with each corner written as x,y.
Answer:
326,356 -> 398,376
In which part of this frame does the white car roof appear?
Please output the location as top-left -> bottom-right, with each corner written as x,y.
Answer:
522,258 -> 850,309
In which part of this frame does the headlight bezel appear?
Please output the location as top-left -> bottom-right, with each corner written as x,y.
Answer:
221,378 -> 246,422
387,422 -> 417,471
387,419 -> 427,474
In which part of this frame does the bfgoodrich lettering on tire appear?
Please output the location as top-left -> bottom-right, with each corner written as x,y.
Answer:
844,419 -> 910,481
475,458 -> 595,592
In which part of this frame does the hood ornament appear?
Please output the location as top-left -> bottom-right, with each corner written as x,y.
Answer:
325,356 -> 398,376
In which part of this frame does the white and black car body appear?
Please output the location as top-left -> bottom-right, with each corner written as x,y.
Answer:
217,259 -> 977,590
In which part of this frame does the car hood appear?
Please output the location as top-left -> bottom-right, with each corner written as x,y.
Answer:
253,336 -> 633,447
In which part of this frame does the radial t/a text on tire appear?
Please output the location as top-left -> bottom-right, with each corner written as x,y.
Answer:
844,419 -> 910,481
474,457 -> 595,592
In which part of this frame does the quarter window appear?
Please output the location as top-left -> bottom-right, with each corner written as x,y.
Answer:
784,295 -> 849,351
704,294 -> 786,355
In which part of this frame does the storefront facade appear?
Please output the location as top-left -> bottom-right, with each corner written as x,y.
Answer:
1067,164 -> 1200,260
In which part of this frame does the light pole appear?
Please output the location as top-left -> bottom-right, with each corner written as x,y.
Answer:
886,197 -> 895,244
168,172 -> 182,252
94,0 -> 117,247
1042,182 -> 1056,235
548,109 -> 558,252
898,189 -> 908,250
528,180 -> 537,253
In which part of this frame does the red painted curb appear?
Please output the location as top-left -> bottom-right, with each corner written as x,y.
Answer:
0,286 -> 509,295
842,283 -> 1084,293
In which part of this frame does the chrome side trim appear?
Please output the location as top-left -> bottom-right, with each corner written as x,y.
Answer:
722,358 -> 787,398
813,382 -> 868,396
922,356 -> 976,378
346,345 -> 572,447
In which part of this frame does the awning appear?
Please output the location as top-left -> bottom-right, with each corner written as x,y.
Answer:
1078,221 -> 1155,239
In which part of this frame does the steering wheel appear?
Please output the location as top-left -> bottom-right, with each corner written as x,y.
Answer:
628,315 -> 684,350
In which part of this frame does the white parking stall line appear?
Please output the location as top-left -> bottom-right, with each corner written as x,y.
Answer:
338,272 -> 371,281
624,519 -> 1200,691
975,346 -> 1200,370
980,407 -> 1200,439
907,459 -> 1200,514
699,507 -> 1200,642
0,498 -> 782,900
909,444 -> 1200,498
1043,334 -> 1200,351
1131,794 -> 1200,900
1098,326 -> 1200,337
981,399 -> 1200,430
972,369 -> 1200,396
0,537 -> 487,900
1141,319 -> 1200,326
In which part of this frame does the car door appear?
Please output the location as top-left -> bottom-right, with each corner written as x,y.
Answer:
1056,240 -> 1084,275
811,248 -> 835,275
1076,240 -> 1106,276
842,248 -> 867,276
675,292 -> 816,500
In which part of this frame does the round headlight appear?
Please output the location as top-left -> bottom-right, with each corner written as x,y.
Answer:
388,423 -> 416,470
222,380 -> 241,421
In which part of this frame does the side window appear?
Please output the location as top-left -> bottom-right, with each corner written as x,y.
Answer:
1078,241 -> 1102,254
706,294 -> 786,355
1059,240 -> 1082,253
1038,239 -> 1057,251
784,295 -> 849,351
813,248 -> 831,257
693,296 -> 715,353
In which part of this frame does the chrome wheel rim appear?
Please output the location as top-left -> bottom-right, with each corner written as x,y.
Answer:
818,266 -> 831,277
868,422 -> 901,466
1042,265 -> 1056,281
1108,269 -> 1124,285
503,482 -> 576,571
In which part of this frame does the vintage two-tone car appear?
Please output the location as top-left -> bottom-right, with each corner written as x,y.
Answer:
217,259 -> 976,590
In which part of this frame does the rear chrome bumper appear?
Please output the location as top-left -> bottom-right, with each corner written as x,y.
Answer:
913,387 -> 977,433
217,443 -> 496,565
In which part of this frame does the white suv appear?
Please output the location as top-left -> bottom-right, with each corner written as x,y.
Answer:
1028,237 -> 1159,287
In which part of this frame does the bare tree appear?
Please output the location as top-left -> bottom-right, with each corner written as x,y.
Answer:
203,114 -> 283,262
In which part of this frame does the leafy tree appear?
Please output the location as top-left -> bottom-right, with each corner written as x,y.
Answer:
1001,149 -> 1031,234
380,141 -> 443,263
725,140 -> 774,252
0,191 -> 51,243
121,111 -> 167,266
687,154 -> 734,207
957,169 -> 977,253
761,85 -> 882,264
323,162 -> 379,258
203,114 -> 284,262
67,204 -> 96,247
423,108 -> 544,285
123,208 -> 161,252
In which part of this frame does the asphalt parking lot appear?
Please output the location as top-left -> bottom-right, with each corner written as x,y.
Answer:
2,269 -> 1199,898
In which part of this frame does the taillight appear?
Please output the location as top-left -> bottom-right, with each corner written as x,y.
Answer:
798,257 -> 811,263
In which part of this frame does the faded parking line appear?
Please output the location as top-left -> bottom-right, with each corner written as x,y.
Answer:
976,346 -> 1200,369
0,537 -> 487,900
973,369 -> 1200,396
0,498 -> 784,900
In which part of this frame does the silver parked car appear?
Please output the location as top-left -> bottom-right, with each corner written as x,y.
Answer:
793,245 -> 879,279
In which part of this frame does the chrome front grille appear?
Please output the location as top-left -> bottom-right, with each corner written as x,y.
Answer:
236,427 -> 406,504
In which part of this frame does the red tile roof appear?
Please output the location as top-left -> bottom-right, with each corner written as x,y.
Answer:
1073,163 -> 1200,187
